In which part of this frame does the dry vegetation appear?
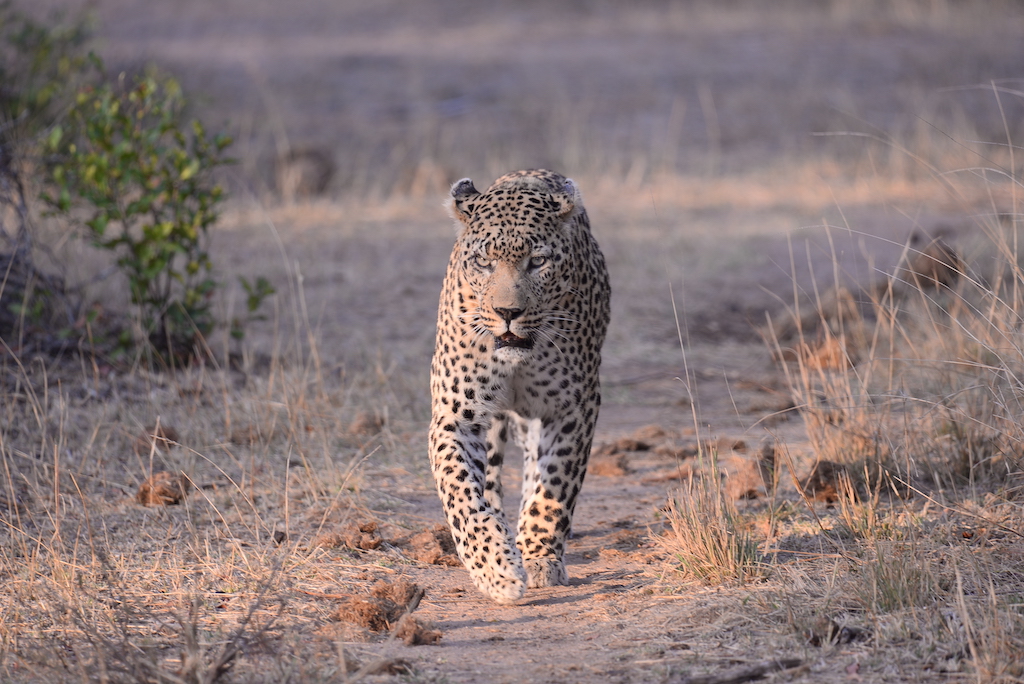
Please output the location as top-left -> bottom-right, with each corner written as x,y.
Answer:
3,0 -> 1024,682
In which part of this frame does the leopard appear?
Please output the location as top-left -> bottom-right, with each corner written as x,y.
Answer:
428,169 -> 611,604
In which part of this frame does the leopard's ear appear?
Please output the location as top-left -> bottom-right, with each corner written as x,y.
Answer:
448,178 -> 480,231
552,178 -> 582,220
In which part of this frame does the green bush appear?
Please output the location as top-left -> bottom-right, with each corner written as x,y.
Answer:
43,72 -> 233,361
0,3 -> 92,151
0,5 -> 93,348
2,7 -> 269,364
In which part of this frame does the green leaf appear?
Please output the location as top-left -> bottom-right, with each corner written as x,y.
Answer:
179,159 -> 199,181
47,124 -> 63,150
86,214 -> 109,236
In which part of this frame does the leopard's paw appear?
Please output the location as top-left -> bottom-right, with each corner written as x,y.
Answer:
525,558 -> 568,588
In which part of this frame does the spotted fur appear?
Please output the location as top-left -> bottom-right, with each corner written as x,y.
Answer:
428,170 -> 611,603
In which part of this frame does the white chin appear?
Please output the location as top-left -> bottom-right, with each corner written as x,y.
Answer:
494,346 -> 531,361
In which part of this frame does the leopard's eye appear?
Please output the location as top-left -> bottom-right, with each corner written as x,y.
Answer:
472,255 -> 492,270
528,255 -> 548,269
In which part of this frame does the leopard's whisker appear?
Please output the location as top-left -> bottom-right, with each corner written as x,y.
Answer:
470,325 -> 490,348
535,327 -> 565,358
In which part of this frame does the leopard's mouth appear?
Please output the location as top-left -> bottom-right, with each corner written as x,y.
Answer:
494,331 -> 534,350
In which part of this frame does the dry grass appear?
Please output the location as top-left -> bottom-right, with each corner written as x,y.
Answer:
0,246 -> 431,680
657,455 -> 765,585
757,141 -> 1024,684
764,211 -> 1024,491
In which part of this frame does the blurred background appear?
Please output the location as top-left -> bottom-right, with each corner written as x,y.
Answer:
7,0 -> 1016,396
0,0 -> 1019,380
71,0 -> 1024,202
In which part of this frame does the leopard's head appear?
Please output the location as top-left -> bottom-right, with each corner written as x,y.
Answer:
448,176 -> 582,356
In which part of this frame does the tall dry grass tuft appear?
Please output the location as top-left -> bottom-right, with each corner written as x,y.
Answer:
657,454 -> 765,585
766,79 -> 1024,493
857,541 -> 945,613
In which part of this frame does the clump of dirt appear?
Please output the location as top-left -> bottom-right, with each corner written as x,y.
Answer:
349,411 -> 385,436
653,444 -> 700,459
333,580 -> 439,646
393,615 -> 442,645
802,617 -> 869,646
589,452 -> 631,477
316,521 -> 383,550
590,425 -> 670,476
721,440 -> 777,501
899,235 -> 963,291
133,424 -> 180,455
616,427 -> 768,494
402,524 -> 460,566
136,471 -> 187,505
371,579 -> 421,606
607,528 -> 647,550
594,425 -> 664,456
333,596 -> 399,632
594,426 -> 750,466
631,424 -> 669,442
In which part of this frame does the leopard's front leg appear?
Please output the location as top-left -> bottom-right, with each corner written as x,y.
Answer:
515,409 -> 595,588
428,416 -> 527,603
483,413 -> 511,516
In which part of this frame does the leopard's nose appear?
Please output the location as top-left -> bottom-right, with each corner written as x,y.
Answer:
494,307 -> 524,322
